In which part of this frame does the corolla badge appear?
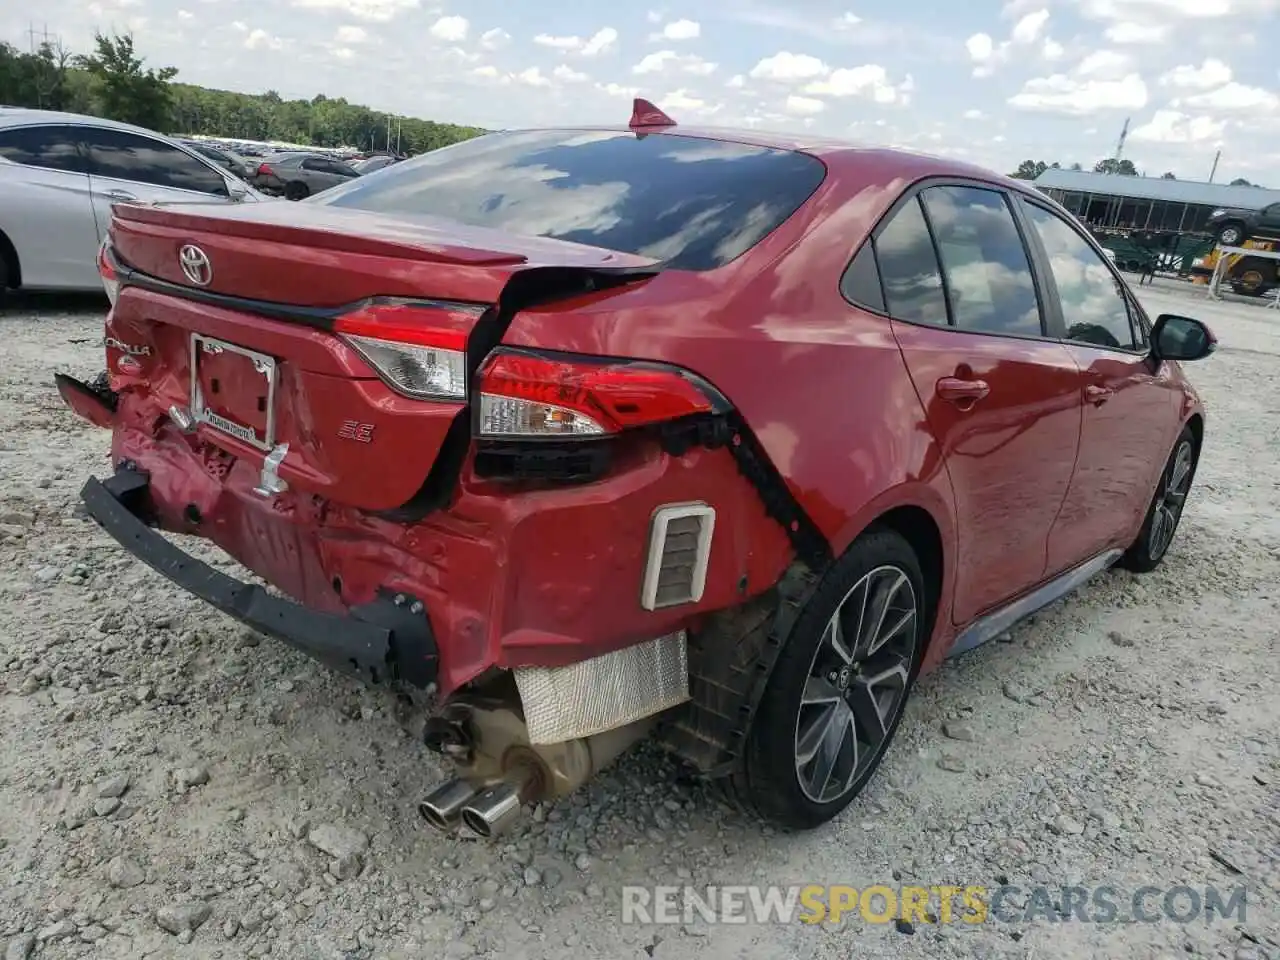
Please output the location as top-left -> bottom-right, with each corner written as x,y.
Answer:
178,244 -> 213,286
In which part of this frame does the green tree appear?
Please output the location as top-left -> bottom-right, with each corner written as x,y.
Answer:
1229,177 -> 1255,187
1010,159 -> 1048,180
75,31 -> 177,130
1093,157 -> 1138,175
1160,171 -> 1177,179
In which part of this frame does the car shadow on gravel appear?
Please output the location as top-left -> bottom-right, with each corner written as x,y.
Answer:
0,291 -> 109,316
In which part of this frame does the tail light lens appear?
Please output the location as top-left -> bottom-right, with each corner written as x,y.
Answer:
256,163 -> 274,176
476,349 -> 718,438
334,302 -> 473,400
98,239 -> 119,306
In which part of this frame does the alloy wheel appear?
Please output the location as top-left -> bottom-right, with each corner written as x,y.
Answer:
794,565 -> 918,804
1148,440 -> 1194,561
1220,227 -> 1241,245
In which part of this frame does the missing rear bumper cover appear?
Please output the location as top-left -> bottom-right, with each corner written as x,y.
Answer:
80,470 -> 439,689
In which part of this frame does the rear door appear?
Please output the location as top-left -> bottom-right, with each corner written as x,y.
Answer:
81,126 -> 236,237
0,123 -> 99,289
300,157 -> 346,192
874,182 -> 1083,625
1256,202 -> 1280,241
1016,197 -> 1179,572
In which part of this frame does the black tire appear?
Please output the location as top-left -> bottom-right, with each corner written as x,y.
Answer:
1216,222 -> 1246,246
727,527 -> 927,830
284,181 -> 310,201
1119,426 -> 1198,573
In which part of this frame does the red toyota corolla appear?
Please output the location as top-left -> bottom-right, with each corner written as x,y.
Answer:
59,101 -> 1214,837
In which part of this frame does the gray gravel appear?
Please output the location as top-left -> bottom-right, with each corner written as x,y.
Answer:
0,282 -> 1277,959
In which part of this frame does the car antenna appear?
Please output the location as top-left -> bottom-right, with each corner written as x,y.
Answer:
629,97 -> 677,130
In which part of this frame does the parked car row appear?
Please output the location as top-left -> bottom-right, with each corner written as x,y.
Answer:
0,108 -> 264,292
0,109 -> 423,292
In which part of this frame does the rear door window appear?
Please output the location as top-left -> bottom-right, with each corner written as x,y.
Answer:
0,125 -> 87,173
920,185 -> 1043,337
83,128 -> 229,196
873,196 -> 949,325
320,130 -> 827,270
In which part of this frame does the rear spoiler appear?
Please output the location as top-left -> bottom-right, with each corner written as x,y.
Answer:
110,203 -> 531,267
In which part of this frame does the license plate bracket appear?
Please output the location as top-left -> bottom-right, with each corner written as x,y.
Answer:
189,334 -> 277,451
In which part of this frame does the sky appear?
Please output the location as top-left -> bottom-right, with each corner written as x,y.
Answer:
4,0 -> 1279,183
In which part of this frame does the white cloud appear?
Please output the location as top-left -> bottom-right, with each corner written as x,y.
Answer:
244,28 -> 284,50
479,27 -> 510,50
429,15 -> 468,42
749,51 -> 828,82
833,11 -> 863,28
177,8 -> 194,18
1009,72 -> 1148,115
804,65 -> 909,104
1042,38 -> 1064,59
334,25 -> 367,43
1081,0 -> 1273,21
726,74 -> 745,88
598,81 -> 640,98
289,0 -> 418,22
581,27 -> 619,56
1104,21 -> 1169,42
472,65 -> 501,79
1075,50 -> 1131,79
786,95 -> 825,116
515,67 -> 551,87
1130,109 -> 1225,144
535,26 -> 617,56
1159,58 -> 1232,90
655,18 -> 700,41
964,108 -> 985,119
1011,9 -> 1049,43
632,50 -> 717,76
552,64 -> 590,83
231,20 -> 247,30
661,89 -> 708,111
966,33 -> 994,61
1183,82 -> 1279,113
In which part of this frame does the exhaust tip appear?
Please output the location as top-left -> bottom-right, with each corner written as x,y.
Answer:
458,783 -> 526,839
418,778 -> 480,833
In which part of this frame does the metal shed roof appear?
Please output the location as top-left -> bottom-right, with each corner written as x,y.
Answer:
1033,168 -> 1280,209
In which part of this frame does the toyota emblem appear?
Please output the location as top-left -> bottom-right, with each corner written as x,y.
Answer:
178,244 -> 212,286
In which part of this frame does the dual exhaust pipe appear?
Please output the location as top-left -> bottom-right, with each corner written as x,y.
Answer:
418,772 -> 533,839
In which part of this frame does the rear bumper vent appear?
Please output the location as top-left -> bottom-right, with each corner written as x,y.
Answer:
640,503 -> 715,611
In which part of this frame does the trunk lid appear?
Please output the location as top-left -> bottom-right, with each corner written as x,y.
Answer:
105,201 -> 657,513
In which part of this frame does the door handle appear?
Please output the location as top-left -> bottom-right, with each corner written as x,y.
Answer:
105,189 -> 137,201
937,377 -> 990,404
1085,385 -> 1113,405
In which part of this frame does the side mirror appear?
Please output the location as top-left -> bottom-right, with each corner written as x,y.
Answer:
228,184 -> 249,202
1151,314 -> 1216,362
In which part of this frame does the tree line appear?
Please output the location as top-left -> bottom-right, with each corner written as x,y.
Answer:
0,31 -> 485,154
1010,158 -> 1259,188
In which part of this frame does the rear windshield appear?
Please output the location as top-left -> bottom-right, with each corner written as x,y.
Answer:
318,129 -> 827,271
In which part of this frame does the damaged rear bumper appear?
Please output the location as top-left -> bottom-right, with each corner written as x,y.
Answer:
80,467 -> 439,688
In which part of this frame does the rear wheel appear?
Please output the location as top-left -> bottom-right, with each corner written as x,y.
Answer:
732,528 -> 926,830
284,181 -> 310,201
1119,426 -> 1198,573
1216,222 -> 1246,246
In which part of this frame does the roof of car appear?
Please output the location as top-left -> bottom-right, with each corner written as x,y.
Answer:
0,106 -> 167,139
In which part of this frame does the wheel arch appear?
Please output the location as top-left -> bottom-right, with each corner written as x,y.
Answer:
830,487 -> 957,671
0,226 -> 21,288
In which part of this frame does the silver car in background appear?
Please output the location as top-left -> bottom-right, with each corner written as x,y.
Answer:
0,108 -> 266,294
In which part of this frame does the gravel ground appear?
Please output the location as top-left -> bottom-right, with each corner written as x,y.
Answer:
0,282 -> 1277,960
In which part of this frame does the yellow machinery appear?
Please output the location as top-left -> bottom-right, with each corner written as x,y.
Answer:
1195,238 -> 1280,296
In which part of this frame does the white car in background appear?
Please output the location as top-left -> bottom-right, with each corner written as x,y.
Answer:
0,108 -> 266,294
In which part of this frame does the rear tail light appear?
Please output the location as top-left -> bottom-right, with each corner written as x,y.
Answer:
257,163 -> 274,176
334,302 -> 472,400
476,349 -> 719,438
98,239 -> 119,306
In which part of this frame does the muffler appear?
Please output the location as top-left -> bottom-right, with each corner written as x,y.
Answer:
418,778 -> 480,833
